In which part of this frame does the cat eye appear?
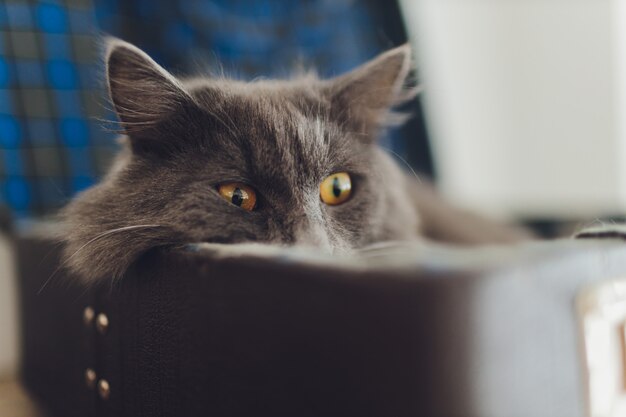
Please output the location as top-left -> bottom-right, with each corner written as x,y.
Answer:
217,183 -> 257,211
320,172 -> 352,206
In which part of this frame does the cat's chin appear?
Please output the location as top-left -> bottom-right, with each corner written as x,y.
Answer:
183,241 -> 321,262
176,240 -> 430,270
183,241 -> 347,259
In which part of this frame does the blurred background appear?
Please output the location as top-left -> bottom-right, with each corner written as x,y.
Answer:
2,0 -> 626,412
403,0 -> 626,224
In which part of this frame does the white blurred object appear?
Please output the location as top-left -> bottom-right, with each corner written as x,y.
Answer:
400,0 -> 626,219
577,278 -> 626,417
0,232 -> 18,379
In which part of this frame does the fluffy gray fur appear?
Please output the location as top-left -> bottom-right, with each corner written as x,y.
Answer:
61,39 -> 532,283
61,39 -> 426,283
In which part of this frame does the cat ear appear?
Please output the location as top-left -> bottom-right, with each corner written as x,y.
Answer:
323,44 -> 415,137
105,38 -> 193,138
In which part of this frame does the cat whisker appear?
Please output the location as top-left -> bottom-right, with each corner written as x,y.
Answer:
381,147 -> 422,184
201,106 -> 241,140
216,107 -> 243,137
355,240 -> 421,258
39,224 -> 163,294
114,102 -> 164,117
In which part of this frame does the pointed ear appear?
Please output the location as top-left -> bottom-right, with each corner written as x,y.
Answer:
105,38 -> 193,138
323,44 -> 414,137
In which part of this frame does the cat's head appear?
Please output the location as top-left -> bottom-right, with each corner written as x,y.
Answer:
61,39 -> 420,283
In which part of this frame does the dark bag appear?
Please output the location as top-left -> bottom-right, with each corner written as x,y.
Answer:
17,236 -> 626,417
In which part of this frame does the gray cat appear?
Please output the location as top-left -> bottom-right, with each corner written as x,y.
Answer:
61,39 -> 528,283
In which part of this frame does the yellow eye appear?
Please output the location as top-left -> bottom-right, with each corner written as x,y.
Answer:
320,172 -> 352,205
217,183 -> 257,211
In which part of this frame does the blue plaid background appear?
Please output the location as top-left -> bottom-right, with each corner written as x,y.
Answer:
0,0 -> 430,218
